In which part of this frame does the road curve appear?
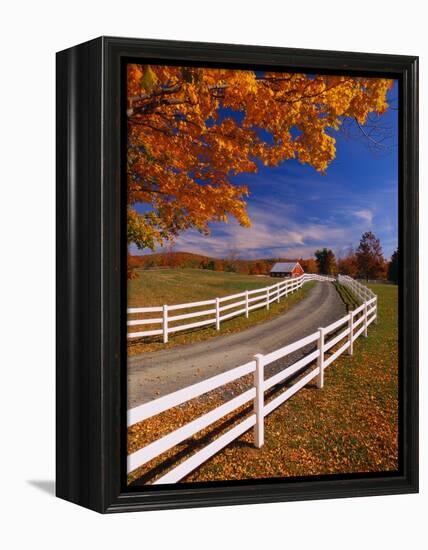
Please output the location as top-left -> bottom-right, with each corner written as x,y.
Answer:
127,281 -> 346,407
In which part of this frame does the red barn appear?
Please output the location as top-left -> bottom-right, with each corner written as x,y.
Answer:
270,262 -> 304,278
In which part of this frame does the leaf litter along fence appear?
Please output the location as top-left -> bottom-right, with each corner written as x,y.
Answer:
127,273 -> 335,343
127,276 -> 377,484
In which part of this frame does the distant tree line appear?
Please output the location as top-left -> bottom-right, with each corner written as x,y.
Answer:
128,247 -> 318,277
129,231 -> 398,283
315,231 -> 398,283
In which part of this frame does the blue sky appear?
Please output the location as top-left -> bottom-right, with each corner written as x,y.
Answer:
131,80 -> 398,261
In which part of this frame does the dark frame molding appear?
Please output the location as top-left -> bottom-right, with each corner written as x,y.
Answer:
56,36 -> 418,513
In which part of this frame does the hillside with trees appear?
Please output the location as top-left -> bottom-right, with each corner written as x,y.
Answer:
129,251 -> 318,276
129,231 -> 396,282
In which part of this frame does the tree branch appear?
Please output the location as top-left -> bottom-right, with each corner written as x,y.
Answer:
353,117 -> 390,149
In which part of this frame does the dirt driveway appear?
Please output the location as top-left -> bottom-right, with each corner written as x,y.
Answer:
128,281 -> 345,407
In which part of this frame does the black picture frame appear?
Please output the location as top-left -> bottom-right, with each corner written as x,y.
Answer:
56,36 -> 419,513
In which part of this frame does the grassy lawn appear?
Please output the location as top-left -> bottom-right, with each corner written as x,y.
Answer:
127,268 -> 314,355
128,268 -> 276,307
128,283 -> 398,484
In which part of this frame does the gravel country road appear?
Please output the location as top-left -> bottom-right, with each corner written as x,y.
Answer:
128,281 -> 346,407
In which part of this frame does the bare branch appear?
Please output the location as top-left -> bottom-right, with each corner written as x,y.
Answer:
353,117 -> 390,149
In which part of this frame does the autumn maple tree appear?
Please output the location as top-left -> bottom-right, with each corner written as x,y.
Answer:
337,247 -> 358,278
127,64 -> 393,254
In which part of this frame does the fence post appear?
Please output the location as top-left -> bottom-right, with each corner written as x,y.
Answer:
215,297 -> 220,330
245,291 -> 249,318
163,304 -> 168,344
266,287 -> 270,310
316,327 -> 325,389
364,301 -> 368,337
253,354 -> 265,448
277,283 -> 280,303
348,311 -> 354,355
374,296 -> 378,325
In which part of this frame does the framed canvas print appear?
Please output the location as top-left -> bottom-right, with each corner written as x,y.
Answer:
56,36 -> 418,513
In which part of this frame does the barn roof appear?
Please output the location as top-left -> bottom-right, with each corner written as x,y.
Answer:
270,262 -> 301,273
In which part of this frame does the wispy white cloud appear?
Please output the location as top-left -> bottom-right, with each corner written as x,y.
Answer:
353,209 -> 374,225
168,202 -> 356,259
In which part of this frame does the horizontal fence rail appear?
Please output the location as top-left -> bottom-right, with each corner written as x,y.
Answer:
127,273 -> 335,342
127,277 -> 377,484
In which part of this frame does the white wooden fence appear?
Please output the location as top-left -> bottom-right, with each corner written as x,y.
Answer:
338,274 -> 377,303
127,277 -> 377,484
128,273 -> 334,343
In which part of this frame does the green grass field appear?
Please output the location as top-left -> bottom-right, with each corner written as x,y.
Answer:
128,268 -> 276,307
127,268 -> 314,355
128,283 -> 398,483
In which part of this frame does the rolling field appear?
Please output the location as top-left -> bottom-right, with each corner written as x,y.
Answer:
127,268 -> 315,354
128,283 -> 398,484
128,268 -> 273,307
